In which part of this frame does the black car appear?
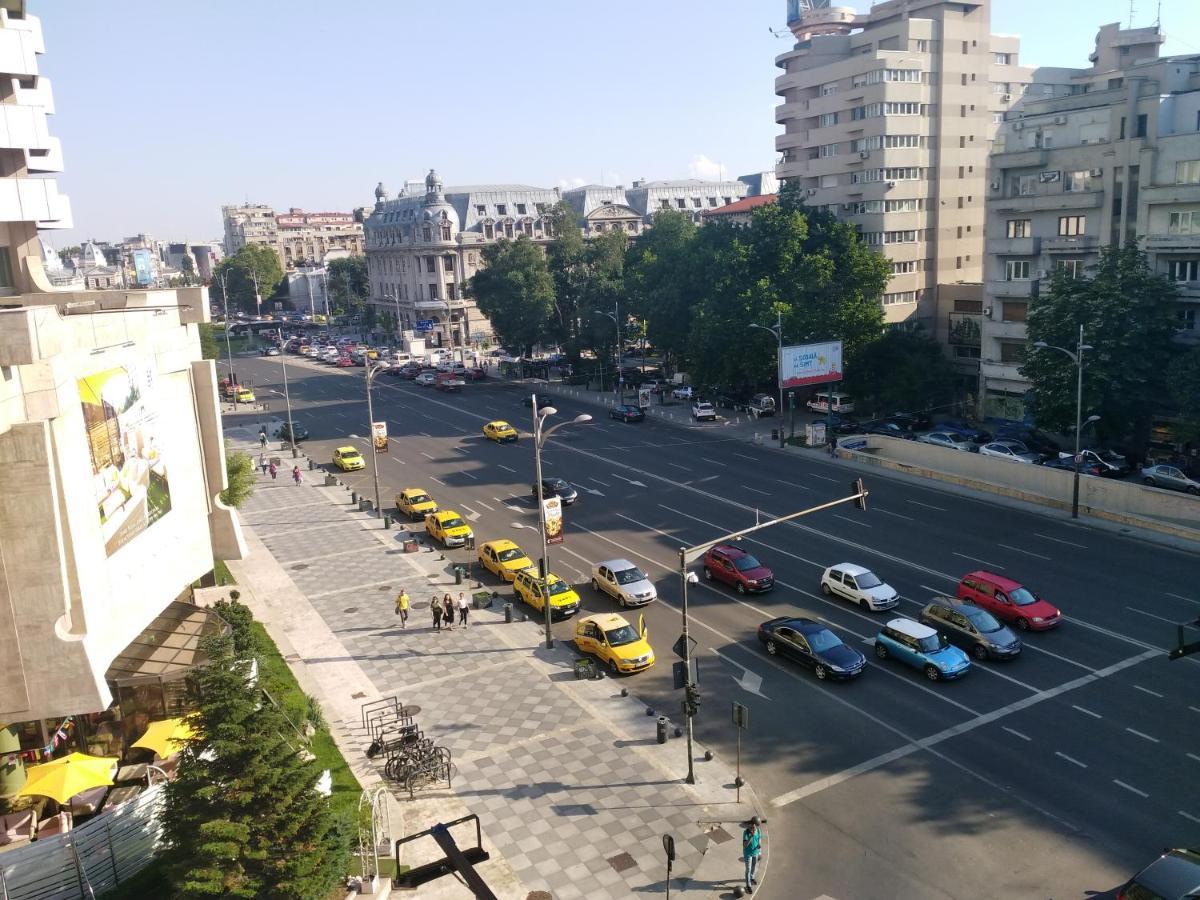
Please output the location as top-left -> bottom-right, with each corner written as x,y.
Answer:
1079,447 -> 1133,477
1120,848 -> 1200,900
1042,455 -> 1105,477
826,413 -> 862,435
865,421 -> 917,440
610,404 -> 645,423
278,421 -> 309,444
917,597 -> 1021,661
533,477 -> 578,505
757,616 -> 866,680
889,411 -> 933,431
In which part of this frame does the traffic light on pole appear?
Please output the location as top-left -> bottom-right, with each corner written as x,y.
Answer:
684,684 -> 701,717
852,478 -> 868,511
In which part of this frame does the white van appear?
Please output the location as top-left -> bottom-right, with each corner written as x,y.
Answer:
806,391 -> 854,414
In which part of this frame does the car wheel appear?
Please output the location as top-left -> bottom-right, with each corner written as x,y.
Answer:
1142,477 -> 1156,486
971,644 -> 989,661
703,567 -> 713,581
821,582 -> 832,596
814,665 -> 828,681
591,578 -> 600,592
736,582 -> 746,595
1015,617 -> 1030,631
874,643 -> 888,659
924,665 -> 941,682
1189,486 -> 1200,495
765,640 -> 778,655
619,596 -> 627,608
607,658 -> 620,677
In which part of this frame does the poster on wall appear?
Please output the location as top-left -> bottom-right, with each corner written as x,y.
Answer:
542,496 -> 563,545
78,361 -> 172,557
780,341 -> 843,389
372,421 -> 388,453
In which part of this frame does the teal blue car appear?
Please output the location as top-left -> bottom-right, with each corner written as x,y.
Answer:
874,618 -> 971,682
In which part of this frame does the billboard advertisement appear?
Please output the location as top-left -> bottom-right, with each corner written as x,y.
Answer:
780,341 -> 843,389
132,249 -> 153,286
542,496 -> 563,545
372,421 -> 388,453
638,387 -> 651,410
78,361 -> 172,556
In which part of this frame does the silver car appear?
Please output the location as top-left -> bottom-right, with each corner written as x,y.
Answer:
917,431 -> 977,452
1140,464 -> 1200,496
592,559 -> 657,607
979,440 -> 1041,464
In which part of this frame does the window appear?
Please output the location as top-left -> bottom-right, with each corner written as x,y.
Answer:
890,260 -> 916,274
1001,301 -> 1027,321
447,283 -> 457,301
999,342 -> 1025,363
1177,161 -> 1200,184
443,256 -> 455,274
885,102 -> 921,116
915,39 -> 928,52
1017,175 -> 1037,196
1058,216 -> 1086,236
1119,114 -> 1148,139
476,205 -> 486,215
1005,260 -> 1031,280
503,222 -> 514,238
883,290 -> 917,305
440,224 -> 451,241
819,143 -> 839,157
428,284 -> 438,300
992,82 -> 1010,94
692,197 -> 702,208
660,199 -> 671,209
707,197 -> 718,207
484,223 -> 494,239
850,105 -> 867,121
423,226 -> 432,242
496,204 -> 507,216
724,197 -> 733,204
992,112 -> 1003,124
1057,259 -> 1086,278
1064,171 -> 1091,192
818,112 -> 839,127
994,52 -> 1011,65
883,230 -> 917,243
676,198 -> 687,209
1179,308 -> 1197,330
1169,259 -> 1200,281
1006,219 -> 1032,238
820,81 -> 838,96
516,204 -> 527,215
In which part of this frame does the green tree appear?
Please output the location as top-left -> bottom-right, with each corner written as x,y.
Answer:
1022,243 -> 1179,449
465,236 -> 555,355
162,616 -> 347,899
213,244 -> 284,315
199,323 -> 221,360
545,202 -> 588,351
327,256 -> 369,316
844,329 -> 957,416
1167,345 -> 1200,441
220,447 -> 256,508
624,210 -> 700,375
180,254 -> 196,285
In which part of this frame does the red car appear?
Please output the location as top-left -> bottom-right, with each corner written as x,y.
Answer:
957,571 -> 1061,631
701,543 -> 774,594
336,355 -> 354,367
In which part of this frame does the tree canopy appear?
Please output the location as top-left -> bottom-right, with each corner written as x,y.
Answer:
844,328 -> 957,416
212,244 -> 283,315
326,255 -> 368,316
465,236 -> 555,355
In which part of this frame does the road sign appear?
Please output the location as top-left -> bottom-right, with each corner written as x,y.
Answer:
672,658 -> 698,690
732,701 -> 750,729
672,634 -> 698,660
416,319 -> 435,331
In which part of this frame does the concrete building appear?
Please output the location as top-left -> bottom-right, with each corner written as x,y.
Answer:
979,23 -> 1200,419
0,1 -> 243,770
561,184 -> 643,238
623,178 -> 749,225
221,203 -> 363,272
774,0 -> 1033,336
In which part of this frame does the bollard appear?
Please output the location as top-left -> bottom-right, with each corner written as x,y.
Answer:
383,515 -> 391,529
656,716 -> 668,745
455,565 -> 463,586
771,428 -> 779,441
308,458 -> 314,470
351,491 -> 358,504
504,602 -> 513,623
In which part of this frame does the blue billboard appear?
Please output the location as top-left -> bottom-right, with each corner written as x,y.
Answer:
132,249 -> 153,286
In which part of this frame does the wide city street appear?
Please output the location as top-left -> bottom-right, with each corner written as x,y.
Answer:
233,352 -> 1200,900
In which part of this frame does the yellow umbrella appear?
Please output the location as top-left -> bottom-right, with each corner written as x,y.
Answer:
131,717 -> 195,757
16,752 -> 118,804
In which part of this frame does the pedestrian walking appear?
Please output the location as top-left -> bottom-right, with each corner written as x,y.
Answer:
259,452 -> 268,475
431,594 -> 442,632
742,816 -> 763,894
269,461 -> 278,481
394,588 -> 409,628
457,591 -> 469,626
258,428 -> 267,449
292,465 -> 302,485
442,593 -> 455,630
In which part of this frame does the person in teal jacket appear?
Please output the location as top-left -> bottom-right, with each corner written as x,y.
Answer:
742,815 -> 763,893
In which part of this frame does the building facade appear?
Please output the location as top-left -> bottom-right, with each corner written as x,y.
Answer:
221,203 -> 363,272
979,23 -> 1200,418
775,0 -> 1032,334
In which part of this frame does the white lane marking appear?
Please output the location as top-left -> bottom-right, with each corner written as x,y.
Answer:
1133,685 -> 1164,698
905,499 -> 947,511
1055,751 -> 1088,768
1113,779 -> 1149,799
1188,753 -> 1200,764
419,431 -> 431,437
1181,811 -> 1200,825
1002,726 -> 1031,741
700,457 -> 723,465
832,513 -> 870,528
460,470 -> 477,480
876,508 -> 915,522
460,505 -> 481,522
808,473 -> 837,483
430,476 -> 446,485
1191,706 -> 1200,715
1072,704 -> 1102,719
667,462 -> 690,471
499,465 -> 517,473
587,476 -> 610,486
1167,592 -> 1200,606
771,649 -> 1157,810
998,543 -> 1052,561
1126,607 -> 1180,625
420,451 -> 434,460
1125,727 -> 1159,743
1034,532 -> 1087,549
389,454 -> 407,465
954,551 -> 1004,569
743,485 -> 771,496
732,452 -> 758,462
476,500 -> 495,511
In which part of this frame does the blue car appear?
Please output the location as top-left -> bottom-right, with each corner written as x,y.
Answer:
874,618 -> 971,681
757,616 -> 866,681
938,418 -> 991,443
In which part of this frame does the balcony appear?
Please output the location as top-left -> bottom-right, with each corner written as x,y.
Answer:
1042,235 -> 1098,254
774,101 -> 809,123
0,176 -> 71,228
1142,183 -> 1200,205
987,236 -> 1040,256
994,190 -> 1103,213
0,104 -> 50,152
990,147 -> 1049,170
25,135 -> 63,174
985,318 -> 1028,340
987,278 -> 1038,299
980,359 -> 1028,385
775,131 -> 809,152
1145,233 -> 1200,252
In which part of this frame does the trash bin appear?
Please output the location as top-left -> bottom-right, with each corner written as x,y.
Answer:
656,716 -> 668,744
504,602 -> 513,623
574,659 -> 597,680
403,539 -> 419,553
454,564 -> 465,585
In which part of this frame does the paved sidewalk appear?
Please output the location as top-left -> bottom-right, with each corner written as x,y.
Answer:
222,438 -> 766,899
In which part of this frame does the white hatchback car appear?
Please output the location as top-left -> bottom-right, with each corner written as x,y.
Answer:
671,385 -> 694,400
692,401 -> 717,421
591,559 -> 657,607
414,372 -> 437,386
820,563 -> 900,611
979,440 -> 1041,464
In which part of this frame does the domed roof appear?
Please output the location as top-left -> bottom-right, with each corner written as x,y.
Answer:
425,169 -> 442,194
374,181 -> 388,201
39,237 -> 64,272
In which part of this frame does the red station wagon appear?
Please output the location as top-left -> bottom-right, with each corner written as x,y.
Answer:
702,544 -> 775,594
957,571 -> 1062,631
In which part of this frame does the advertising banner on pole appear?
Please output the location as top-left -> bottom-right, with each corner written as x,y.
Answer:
780,341 -> 843,389
371,421 -> 388,453
638,387 -> 651,409
542,495 -> 564,544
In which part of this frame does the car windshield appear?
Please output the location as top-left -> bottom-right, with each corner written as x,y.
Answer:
807,629 -> 842,653
1005,441 -> 1029,453
410,494 -> 430,504
963,607 -> 1004,633
441,517 -> 465,529
342,451 -> 361,460
1010,586 -> 1039,606
604,625 -> 639,646
1095,449 -> 1123,463
547,580 -> 571,596
498,548 -> 526,562
615,567 -> 647,585
856,572 -> 882,589
547,479 -> 567,490
917,633 -> 949,653
726,552 -> 760,571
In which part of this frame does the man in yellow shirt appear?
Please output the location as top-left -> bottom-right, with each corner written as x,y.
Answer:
394,588 -> 410,628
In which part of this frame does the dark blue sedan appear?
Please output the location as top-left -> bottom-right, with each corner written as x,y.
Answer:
610,404 -> 645,422
757,617 -> 866,680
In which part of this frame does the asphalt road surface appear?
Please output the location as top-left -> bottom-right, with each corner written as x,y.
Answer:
231,353 -> 1200,900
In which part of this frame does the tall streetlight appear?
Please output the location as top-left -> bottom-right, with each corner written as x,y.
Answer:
364,361 -> 389,519
219,271 -> 238,409
1032,324 -> 1094,519
531,394 -> 592,649
749,310 -> 785,448
279,337 -> 298,458
594,302 -> 622,399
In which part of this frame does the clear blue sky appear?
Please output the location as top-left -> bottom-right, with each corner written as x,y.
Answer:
36,0 -> 1200,247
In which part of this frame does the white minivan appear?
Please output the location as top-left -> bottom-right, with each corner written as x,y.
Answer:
806,392 -> 854,414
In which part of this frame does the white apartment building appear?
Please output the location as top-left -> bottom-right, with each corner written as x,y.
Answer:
775,0 -> 1032,340
221,203 -> 364,272
980,23 -> 1200,419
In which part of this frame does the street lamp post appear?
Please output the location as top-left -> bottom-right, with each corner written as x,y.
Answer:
531,393 -> 592,649
1033,323 -> 1094,519
749,310 -> 784,448
279,342 -> 298,458
595,303 -> 622,399
365,362 -> 388,519
219,272 -> 238,410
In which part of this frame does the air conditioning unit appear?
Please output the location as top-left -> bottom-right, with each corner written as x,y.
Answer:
886,181 -> 897,188
859,150 -> 870,159
806,188 -> 818,196
1035,269 -> 1048,279
990,180 -> 1001,191
1002,94 -> 1012,102
1089,168 -> 1103,177
1054,115 -> 1067,125
1013,121 -> 1024,130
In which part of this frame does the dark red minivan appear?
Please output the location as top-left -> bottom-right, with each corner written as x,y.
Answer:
957,571 -> 1061,631
702,544 -> 774,594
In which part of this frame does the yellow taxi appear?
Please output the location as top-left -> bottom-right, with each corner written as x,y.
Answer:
396,487 -> 438,520
221,384 -> 256,403
332,446 -> 366,471
482,420 -> 518,443
574,613 -> 655,675
514,569 -> 581,619
478,539 -> 533,582
425,510 -> 473,548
